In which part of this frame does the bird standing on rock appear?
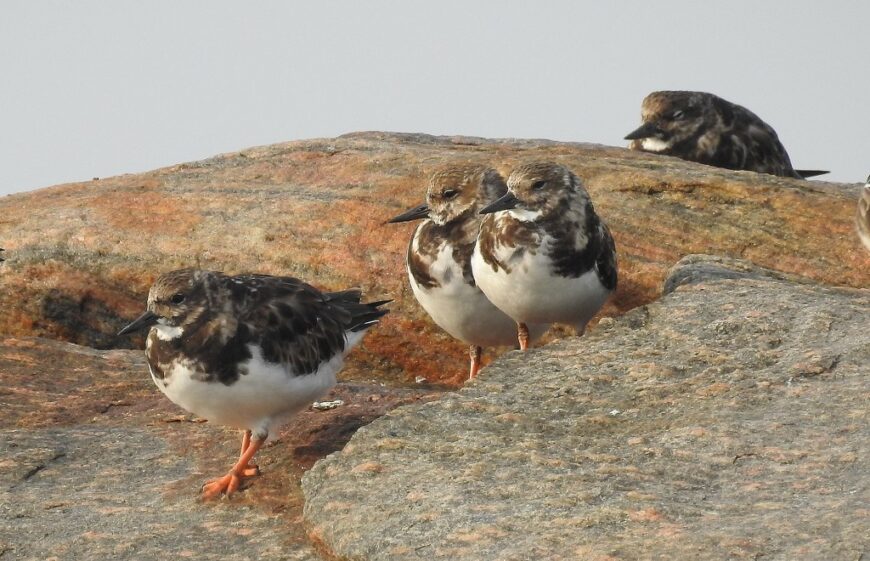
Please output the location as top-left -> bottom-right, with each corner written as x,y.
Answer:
471,162 -> 617,350
388,164 -> 548,380
118,269 -> 388,499
625,90 -> 826,179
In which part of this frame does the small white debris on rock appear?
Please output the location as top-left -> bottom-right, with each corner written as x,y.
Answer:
415,376 -> 427,384
609,409 -> 621,416
312,399 -> 345,411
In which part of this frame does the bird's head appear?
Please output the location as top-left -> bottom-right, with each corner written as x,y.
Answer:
119,269 -> 218,336
625,90 -> 711,152
387,164 -> 507,226
479,162 -> 584,218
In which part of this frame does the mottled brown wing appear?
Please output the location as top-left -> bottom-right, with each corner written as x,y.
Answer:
719,98 -> 795,177
743,123 -> 795,177
229,275 -> 355,376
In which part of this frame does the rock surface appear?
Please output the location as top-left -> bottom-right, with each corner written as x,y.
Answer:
0,337 -> 437,561
302,255 -> 869,561
1,132 -> 867,386
1,134 -> 868,559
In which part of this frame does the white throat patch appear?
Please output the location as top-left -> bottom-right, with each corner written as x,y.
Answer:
506,208 -> 543,222
640,137 -> 672,152
155,321 -> 184,341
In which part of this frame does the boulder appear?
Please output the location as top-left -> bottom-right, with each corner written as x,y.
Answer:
1,133 -> 867,386
0,336 -> 437,561
302,255 -> 869,560
1,134 -> 867,558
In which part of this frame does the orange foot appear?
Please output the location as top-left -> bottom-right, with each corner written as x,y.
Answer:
468,345 -> 482,380
200,432 -> 265,500
201,472 -> 244,499
201,465 -> 261,499
238,431 -> 262,477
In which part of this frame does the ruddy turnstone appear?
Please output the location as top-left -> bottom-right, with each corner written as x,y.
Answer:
118,269 -> 388,499
387,164 -> 547,379
625,90 -> 827,179
471,162 -> 617,349
857,175 -> 870,252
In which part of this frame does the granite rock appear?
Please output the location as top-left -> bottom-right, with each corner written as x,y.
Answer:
1,133 -> 867,386
0,337 -> 437,561
302,255 -> 869,561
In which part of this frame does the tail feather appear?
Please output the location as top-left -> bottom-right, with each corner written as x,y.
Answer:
326,288 -> 391,332
795,169 -> 828,179
364,299 -> 393,308
347,299 -> 391,332
324,288 -> 363,303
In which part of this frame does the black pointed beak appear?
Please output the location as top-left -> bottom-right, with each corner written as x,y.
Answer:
118,310 -> 158,336
624,122 -> 663,141
386,203 -> 430,224
479,191 -> 520,214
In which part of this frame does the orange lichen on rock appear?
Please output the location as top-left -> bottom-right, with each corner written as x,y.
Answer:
1,133 -> 867,386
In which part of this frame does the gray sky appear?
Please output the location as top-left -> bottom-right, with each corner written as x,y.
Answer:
2,1 -> 867,195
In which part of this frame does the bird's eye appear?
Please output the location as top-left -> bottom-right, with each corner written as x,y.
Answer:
443,189 -> 459,199
671,110 -> 684,120
169,293 -> 185,305
531,180 -> 547,190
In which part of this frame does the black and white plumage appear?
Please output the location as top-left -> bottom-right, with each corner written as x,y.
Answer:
387,164 -> 547,379
118,268 -> 388,498
857,175 -> 870,253
625,90 -> 826,179
471,162 -> 617,350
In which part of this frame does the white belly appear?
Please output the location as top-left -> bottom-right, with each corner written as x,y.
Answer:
152,331 -> 365,438
409,247 -> 546,347
472,242 -> 611,331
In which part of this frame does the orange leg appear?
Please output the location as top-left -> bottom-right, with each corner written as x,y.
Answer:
201,433 -> 265,499
517,323 -> 529,351
468,346 -> 482,379
239,430 -> 260,477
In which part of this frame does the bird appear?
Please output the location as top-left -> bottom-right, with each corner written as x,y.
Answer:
387,164 -> 548,380
471,162 -> 618,350
118,268 -> 388,499
625,90 -> 827,179
857,175 -> 870,253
